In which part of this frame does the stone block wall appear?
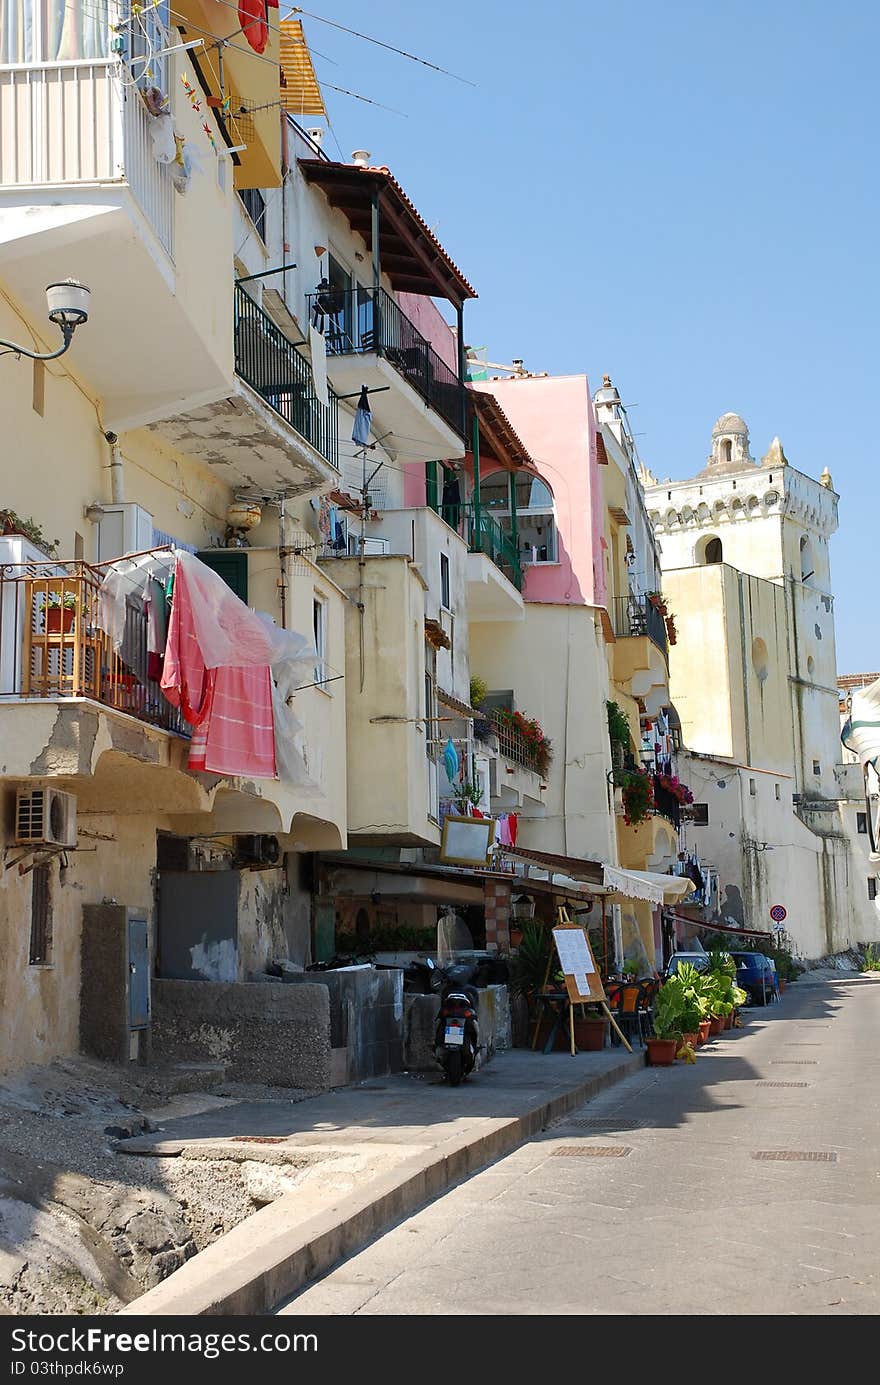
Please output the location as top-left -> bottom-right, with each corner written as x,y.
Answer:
151,979 -> 331,1089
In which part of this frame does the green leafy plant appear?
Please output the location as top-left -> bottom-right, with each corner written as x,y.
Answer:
606,699 -> 631,753
509,919 -> 551,998
47,591 -> 78,610
452,778 -> 483,813
863,943 -> 880,972
0,510 -> 58,557
469,675 -> 488,709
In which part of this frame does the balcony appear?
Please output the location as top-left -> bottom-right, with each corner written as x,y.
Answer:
612,593 -> 668,656
308,285 -> 466,459
148,287 -> 340,497
0,36 -> 239,430
610,593 -> 669,702
0,563 -> 187,735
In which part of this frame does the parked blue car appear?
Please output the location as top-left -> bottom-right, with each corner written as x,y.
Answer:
729,951 -> 778,1005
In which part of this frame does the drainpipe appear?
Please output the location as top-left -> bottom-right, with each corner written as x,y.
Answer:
108,440 -> 125,503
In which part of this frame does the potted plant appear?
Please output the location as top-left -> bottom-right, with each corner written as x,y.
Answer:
0,509 -> 59,557
45,590 -> 78,634
647,982 -> 686,1065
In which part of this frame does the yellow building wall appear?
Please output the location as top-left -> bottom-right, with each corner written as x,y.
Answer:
322,555 -> 439,846
470,603 -> 617,863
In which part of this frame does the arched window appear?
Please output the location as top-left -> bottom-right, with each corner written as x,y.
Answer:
721,439 -> 732,465
697,535 -> 723,564
479,470 -> 558,564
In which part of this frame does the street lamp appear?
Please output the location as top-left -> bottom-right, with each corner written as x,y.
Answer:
0,280 -> 90,362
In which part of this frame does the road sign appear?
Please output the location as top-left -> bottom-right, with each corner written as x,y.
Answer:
769,904 -> 787,924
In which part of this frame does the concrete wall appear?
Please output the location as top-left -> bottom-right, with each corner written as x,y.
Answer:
322,554 -> 440,845
288,967 -> 404,1085
364,507 -> 471,705
150,979 -> 332,1089
403,985 -> 512,1071
470,602 -> 617,863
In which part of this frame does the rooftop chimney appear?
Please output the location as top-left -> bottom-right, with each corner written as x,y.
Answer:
351,149 -> 371,166
305,127 -> 324,150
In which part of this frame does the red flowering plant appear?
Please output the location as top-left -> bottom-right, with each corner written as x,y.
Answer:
656,773 -> 693,806
665,613 -> 678,645
492,707 -> 553,779
615,766 -> 654,826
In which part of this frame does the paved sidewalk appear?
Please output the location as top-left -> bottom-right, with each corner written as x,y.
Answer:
119,1046 -> 643,1315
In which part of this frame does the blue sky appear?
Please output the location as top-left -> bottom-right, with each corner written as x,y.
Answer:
291,1 -> 877,672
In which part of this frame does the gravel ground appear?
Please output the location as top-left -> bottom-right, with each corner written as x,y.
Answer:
0,1057 -> 322,1316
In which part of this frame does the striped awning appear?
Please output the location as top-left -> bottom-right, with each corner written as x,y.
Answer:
280,18 -> 325,116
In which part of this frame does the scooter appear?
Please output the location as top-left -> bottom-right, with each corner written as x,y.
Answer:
433,960 -> 480,1085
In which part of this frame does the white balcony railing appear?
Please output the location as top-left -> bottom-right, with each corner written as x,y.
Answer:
0,59 -> 174,258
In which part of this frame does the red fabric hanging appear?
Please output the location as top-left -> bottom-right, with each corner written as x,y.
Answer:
239,0 -> 269,54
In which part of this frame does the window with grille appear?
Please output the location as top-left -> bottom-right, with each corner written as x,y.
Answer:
691,803 -> 709,826
239,188 -> 267,242
29,864 -> 52,965
869,878 -> 877,902
857,812 -> 868,834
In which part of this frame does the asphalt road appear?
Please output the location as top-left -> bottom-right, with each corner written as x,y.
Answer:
277,971 -> 880,1316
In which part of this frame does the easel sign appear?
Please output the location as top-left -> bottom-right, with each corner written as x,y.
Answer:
552,924 -> 606,1005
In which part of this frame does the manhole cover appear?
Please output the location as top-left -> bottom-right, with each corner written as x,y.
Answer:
561,1117 -> 646,1130
551,1145 -> 632,1158
230,1135 -> 288,1145
755,1081 -> 810,1088
752,1151 -> 837,1162
769,1060 -> 819,1065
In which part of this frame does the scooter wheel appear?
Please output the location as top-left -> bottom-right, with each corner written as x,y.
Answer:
445,1051 -> 463,1086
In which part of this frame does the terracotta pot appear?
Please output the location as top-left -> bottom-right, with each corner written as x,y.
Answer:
572,1016 -> 608,1052
646,1037 -> 677,1067
45,606 -> 75,634
779,978 -> 786,994
533,1018 -> 568,1052
722,1012 -> 733,1030
708,1015 -> 725,1037
697,1019 -> 711,1045
509,926 -> 524,948
679,1031 -> 699,1052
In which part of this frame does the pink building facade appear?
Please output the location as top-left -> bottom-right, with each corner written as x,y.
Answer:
470,375 -> 607,610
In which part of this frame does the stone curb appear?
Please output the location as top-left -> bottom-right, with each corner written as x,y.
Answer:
119,1050 -> 644,1317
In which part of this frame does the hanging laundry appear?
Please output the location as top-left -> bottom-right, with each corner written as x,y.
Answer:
443,737 -> 459,784
145,577 -> 168,681
507,812 -> 518,847
498,813 -> 513,848
351,385 -> 372,446
160,552 -> 314,780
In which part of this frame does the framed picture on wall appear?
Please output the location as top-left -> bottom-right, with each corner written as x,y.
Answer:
439,814 -> 496,866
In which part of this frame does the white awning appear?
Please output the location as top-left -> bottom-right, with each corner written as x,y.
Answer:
602,865 -> 696,906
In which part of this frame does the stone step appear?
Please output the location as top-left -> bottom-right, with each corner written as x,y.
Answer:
122,1062 -> 229,1102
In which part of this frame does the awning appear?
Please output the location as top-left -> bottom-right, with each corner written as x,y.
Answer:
602,865 -> 696,906
298,160 -> 476,305
669,913 -> 772,941
505,846 -> 604,887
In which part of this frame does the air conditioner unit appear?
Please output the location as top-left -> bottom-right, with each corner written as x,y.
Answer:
15,788 -> 77,849
233,833 -> 281,868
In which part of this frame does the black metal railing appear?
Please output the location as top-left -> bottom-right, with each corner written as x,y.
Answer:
307,285 -> 464,438
652,775 -> 682,830
234,284 -> 339,470
610,593 -> 668,659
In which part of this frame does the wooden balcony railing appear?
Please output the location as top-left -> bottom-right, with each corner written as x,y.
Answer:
0,561 -> 188,735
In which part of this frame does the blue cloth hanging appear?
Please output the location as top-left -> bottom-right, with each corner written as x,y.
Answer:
351,385 -> 372,446
443,737 -> 459,784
